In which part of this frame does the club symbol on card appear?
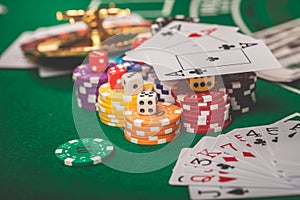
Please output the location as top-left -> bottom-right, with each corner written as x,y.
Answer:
254,138 -> 266,146
188,69 -> 207,75
227,188 -> 249,196
219,44 -> 235,50
217,163 -> 235,170
207,57 -> 219,62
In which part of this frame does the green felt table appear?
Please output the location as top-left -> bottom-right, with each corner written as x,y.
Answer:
0,0 -> 300,199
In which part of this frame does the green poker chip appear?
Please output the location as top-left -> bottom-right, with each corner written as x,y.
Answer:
55,138 -> 114,167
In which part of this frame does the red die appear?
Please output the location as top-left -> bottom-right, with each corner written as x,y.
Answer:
108,64 -> 126,89
88,50 -> 108,73
131,37 -> 148,50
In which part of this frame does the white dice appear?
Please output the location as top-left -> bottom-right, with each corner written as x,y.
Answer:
137,91 -> 157,115
121,72 -> 144,95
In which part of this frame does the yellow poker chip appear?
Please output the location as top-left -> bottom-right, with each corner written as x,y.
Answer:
99,114 -> 125,123
98,82 -> 153,102
98,111 -> 125,120
125,120 -> 181,137
100,118 -> 124,127
96,103 -> 131,115
99,82 -> 137,102
124,102 -> 182,127
98,99 -> 133,112
98,96 -> 136,107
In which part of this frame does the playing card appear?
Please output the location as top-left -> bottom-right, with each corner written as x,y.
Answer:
253,18 -> 300,82
225,128 -> 276,173
273,120 -> 300,171
169,148 -> 190,186
125,39 -> 281,81
0,32 -> 39,69
189,136 -> 279,178
128,21 -> 239,53
189,186 -> 300,200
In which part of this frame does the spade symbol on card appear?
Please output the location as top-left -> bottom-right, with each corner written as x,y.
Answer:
219,44 -> 235,50
217,163 -> 235,170
227,188 -> 249,196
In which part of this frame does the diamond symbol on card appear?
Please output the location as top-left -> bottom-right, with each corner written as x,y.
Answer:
243,152 -> 256,158
223,156 -> 238,162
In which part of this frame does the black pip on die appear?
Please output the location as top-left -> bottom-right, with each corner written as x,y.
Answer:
137,91 -> 158,115
121,72 -> 144,95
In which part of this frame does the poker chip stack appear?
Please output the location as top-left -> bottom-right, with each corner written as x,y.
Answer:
123,102 -> 182,145
141,65 -> 180,103
73,64 -> 108,110
173,87 -> 231,134
96,82 -> 153,127
151,15 -> 200,35
222,72 -> 257,114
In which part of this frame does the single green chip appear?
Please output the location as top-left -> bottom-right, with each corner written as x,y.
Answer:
55,138 -> 114,167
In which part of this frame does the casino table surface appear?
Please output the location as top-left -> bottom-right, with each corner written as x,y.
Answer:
0,0 -> 300,199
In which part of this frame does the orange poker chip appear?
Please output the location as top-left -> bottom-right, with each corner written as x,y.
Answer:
124,128 -> 180,141
125,120 -> 181,137
124,122 -> 181,137
123,131 -> 178,145
124,118 -> 180,132
124,102 -> 182,127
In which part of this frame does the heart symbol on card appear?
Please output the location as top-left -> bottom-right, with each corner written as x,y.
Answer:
188,33 -> 202,38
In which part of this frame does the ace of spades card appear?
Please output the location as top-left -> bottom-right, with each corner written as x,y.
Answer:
124,21 -> 282,81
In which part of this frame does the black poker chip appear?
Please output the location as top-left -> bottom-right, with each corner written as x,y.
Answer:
221,72 -> 258,114
151,15 -> 200,34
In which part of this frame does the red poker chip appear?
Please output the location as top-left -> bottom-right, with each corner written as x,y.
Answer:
182,118 -> 231,130
183,119 -> 232,134
182,105 -> 230,116
172,87 -> 228,103
183,110 -> 230,124
178,100 -> 230,112
175,94 -> 229,106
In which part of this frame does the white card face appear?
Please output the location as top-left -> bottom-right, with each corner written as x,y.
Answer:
129,21 -> 239,52
274,120 -> 300,166
168,148 -> 190,186
185,170 -> 295,189
125,40 -> 281,81
189,186 -> 300,200
189,137 -> 277,178
225,128 -> 276,172
0,32 -> 39,69
124,21 -> 281,81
